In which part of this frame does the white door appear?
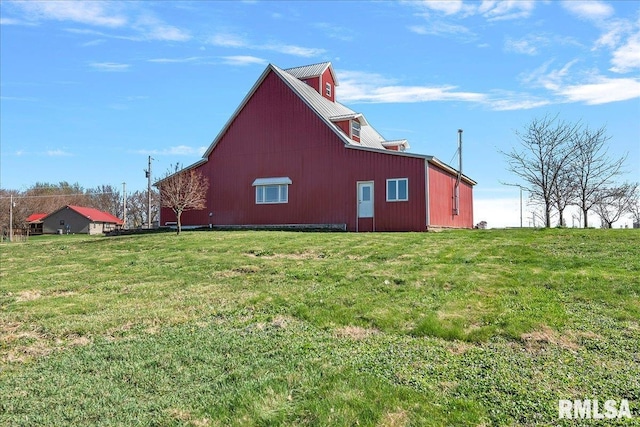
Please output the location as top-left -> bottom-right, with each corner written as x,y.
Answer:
357,182 -> 374,218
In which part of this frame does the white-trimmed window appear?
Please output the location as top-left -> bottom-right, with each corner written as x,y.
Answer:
253,177 -> 291,204
387,178 -> 408,202
351,120 -> 361,138
325,82 -> 332,97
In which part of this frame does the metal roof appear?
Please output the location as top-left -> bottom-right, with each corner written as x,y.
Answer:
284,62 -> 338,86
63,205 -> 124,225
26,213 -> 47,223
274,64 -> 394,150
195,62 -> 474,185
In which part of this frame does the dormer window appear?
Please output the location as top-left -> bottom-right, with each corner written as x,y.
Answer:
325,82 -> 332,97
351,120 -> 361,139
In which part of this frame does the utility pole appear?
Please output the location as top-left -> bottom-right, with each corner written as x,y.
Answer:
145,156 -> 153,229
502,182 -> 524,228
9,194 -> 14,242
454,129 -> 463,216
122,182 -> 127,229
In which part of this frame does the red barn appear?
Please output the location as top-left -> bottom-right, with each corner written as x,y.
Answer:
159,62 -> 475,231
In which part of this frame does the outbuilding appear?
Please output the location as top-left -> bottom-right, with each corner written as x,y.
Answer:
41,205 -> 123,235
159,62 -> 475,231
26,213 -> 47,235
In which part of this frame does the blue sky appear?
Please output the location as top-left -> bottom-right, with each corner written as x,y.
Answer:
1,0 -> 639,227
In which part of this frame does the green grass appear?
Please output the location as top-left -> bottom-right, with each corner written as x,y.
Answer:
1,229 -> 639,426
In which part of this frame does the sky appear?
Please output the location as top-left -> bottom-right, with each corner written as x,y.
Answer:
1,0 -> 639,228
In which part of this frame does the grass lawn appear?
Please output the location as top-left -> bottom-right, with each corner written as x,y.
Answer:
0,229 -> 639,426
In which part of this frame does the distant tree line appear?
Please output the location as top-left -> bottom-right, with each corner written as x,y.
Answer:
0,182 -> 159,232
501,114 -> 639,228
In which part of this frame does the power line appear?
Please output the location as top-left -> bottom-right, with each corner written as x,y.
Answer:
0,192 -> 116,200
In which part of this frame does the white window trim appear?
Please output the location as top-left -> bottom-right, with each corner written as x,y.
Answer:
253,177 -> 291,204
386,178 -> 408,202
325,82 -> 332,97
252,177 -> 292,186
351,120 -> 361,139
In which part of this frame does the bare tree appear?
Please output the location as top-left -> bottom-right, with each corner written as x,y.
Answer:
86,185 -> 122,218
157,166 -> 208,235
594,182 -> 638,228
629,187 -> 640,228
550,166 -> 577,227
501,114 -> 580,227
127,190 -> 160,229
571,125 -> 627,228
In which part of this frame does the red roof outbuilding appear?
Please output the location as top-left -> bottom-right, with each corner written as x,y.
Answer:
26,213 -> 48,223
64,205 -> 124,225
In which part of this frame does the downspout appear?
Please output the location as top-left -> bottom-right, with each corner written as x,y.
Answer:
454,129 -> 462,216
425,160 -> 430,230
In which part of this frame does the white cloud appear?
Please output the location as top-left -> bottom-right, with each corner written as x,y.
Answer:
520,60 -> 578,91
264,43 -> 325,57
147,57 -> 203,64
135,145 -> 208,156
313,22 -> 354,41
504,37 -> 540,55
610,30 -> 640,73
0,17 -> 30,25
143,24 -> 190,42
520,60 -> 640,105
408,21 -> 474,38
209,33 -> 248,48
558,76 -> 640,105
337,70 -> 554,110
561,0 -> 614,21
14,1 -> 127,27
7,2 -> 190,42
478,0 -> 536,21
419,0 -> 464,15
407,0 -> 535,21
209,32 -> 325,57
337,70 -> 485,104
81,39 -> 106,47
221,56 -> 267,66
89,62 -> 131,72
486,95 -> 551,111
46,149 -> 73,157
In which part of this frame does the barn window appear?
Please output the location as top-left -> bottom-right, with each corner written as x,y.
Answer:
325,82 -> 332,97
253,177 -> 291,204
351,120 -> 361,138
386,178 -> 408,202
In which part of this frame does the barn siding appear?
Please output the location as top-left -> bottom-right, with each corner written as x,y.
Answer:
427,163 -> 474,228
163,71 -> 428,231
321,68 -> 335,102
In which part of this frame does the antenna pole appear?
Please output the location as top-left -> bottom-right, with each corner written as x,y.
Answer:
454,129 -> 463,216
122,182 -> 127,229
147,156 -> 152,229
9,194 -> 13,242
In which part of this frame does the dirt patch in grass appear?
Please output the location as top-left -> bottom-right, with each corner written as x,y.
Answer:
334,326 -> 379,340
379,408 -> 409,427
246,250 -> 327,260
232,265 -> 261,274
520,325 -> 580,353
168,409 -> 211,426
15,290 -> 42,302
67,335 -> 91,347
447,341 -> 474,355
